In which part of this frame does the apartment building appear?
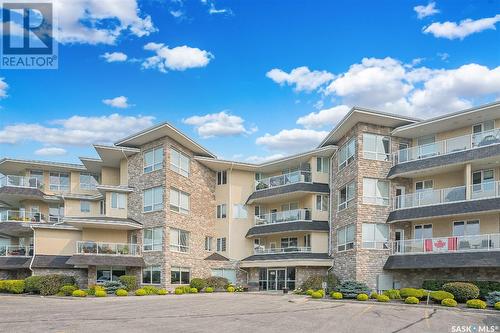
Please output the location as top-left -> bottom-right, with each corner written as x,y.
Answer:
0,101 -> 499,291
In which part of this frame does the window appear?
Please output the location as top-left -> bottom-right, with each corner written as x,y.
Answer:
363,178 -> 389,206
453,220 -> 480,236
99,200 -> 106,215
170,148 -> 190,177
363,133 -> 390,161
338,138 -> 356,170
472,170 -> 494,193
171,267 -> 190,285
417,135 -> 436,158
142,187 -> 163,212
49,172 -> 69,191
280,237 -> 298,249
170,188 -> 189,214
316,157 -> 329,173
111,192 -> 126,209
414,224 -> 432,239
97,266 -> 126,283
304,234 -> 311,248
170,228 -> 189,252
216,204 -> 227,219
143,147 -> 163,173
255,172 -> 263,181
205,236 -> 213,251
29,170 -> 44,187
212,269 -> 236,284
49,204 -> 64,222
281,202 -> 298,211
316,195 -> 329,211
338,181 -> 356,211
233,204 -> 248,219
416,180 -> 433,191
217,170 -> 227,185
143,266 -> 161,284
337,225 -> 355,252
362,223 -> 389,249
254,205 -> 261,217
472,120 -> 494,134
216,237 -> 226,252
80,172 -> 99,190
143,227 -> 163,251
80,200 -> 90,213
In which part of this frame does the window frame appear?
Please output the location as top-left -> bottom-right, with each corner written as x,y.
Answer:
338,181 -> 356,211
169,188 -> 190,214
49,172 -> 70,192
232,204 -> 248,219
111,192 -> 126,210
361,223 -> 389,249
205,236 -> 213,251
414,224 -> 433,239
80,200 -> 91,213
316,194 -> 329,212
337,224 -> 355,252
143,227 -> 163,252
142,265 -> 162,285
216,237 -> 227,252
170,147 -> 190,177
217,170 -> 227,185
79,172 -> 99,190
362,178 -> 390,206
143,146 -> 164,174
170,267 -> 190,285
316,157 -> 330,173
452,220 -> 480,237
338,138 -> 356,171
362,133 -> 391,161
216,204 -> 227,219
169,228 -> 190,253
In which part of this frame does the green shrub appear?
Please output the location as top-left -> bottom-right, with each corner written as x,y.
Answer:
227,286 -> 235,293
405,297 -> 419,304
24,275 -> 76,296
0,280 -> 25,294
175,287 -> 184,295
115,289 -> 128,296
383,289 -> 401,300
495,302 -> 500,310
422,280 -> 500,299
142,286 -> 159,295
103,281 -> 125,294
311,291 -> 323,299
326,273 -> 340,292
72,290 -> 87,297
336,281 -> 370,299
204,276 -> 229,290
135,289 -> 147,296
300,275 -> 324,291
59,285 -> 77,296
356,293 -> 369,301
205,287 -> 214,293
189,278 -> 206,291
87,284 -> 105,296
443,282 -> 480,303
485,291 -> 500,306
370,292 -> 379,299
316,289 -> 325,297
95,290 -> 107,297
118,276 -> 137,292
377,295 -> 390,302
306,289 -> 314,296
157,289 -> 168,295
24,276 -> 42,293
190,287 -> 198,293
400,288 -> 425,299
430,291 -> 454,303
466,299 -> 486,309
441,298 -> 457,307
330,292 -> 342,299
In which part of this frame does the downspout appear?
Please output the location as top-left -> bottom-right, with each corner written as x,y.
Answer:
28,225 -> 36,274
228,162 -> 234,257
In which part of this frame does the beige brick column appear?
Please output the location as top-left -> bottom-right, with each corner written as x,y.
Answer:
465,163 -> 472,200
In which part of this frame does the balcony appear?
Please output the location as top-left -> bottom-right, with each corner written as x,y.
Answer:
254,246 -> 311,255
0,245 -> 33,257
254,209 -> 311,225
76,241 -> 140,256
0,175 -> 42,189
255,170 -> 312,191
0,210 -> 46,223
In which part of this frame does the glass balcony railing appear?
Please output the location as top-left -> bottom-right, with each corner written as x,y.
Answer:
253,246 -> 312,254
0,175 -> 42,189
0,210 -> 44,223
76,241 -> 140,256
394,128 -> 500,165
0,245 -> 33,257
254,208 -> 311,225
255,170 -> 312,191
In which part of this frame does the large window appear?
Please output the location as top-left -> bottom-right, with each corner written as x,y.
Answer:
29,170 -> 44,187
416,180 -> 433,191
212,269 -> 236,284
363,133 -> 390,161
217,170 -> 227,185
49,172 -> 70,191
453,220 -> 480,236
414,224 -> 432,239
205,236 -> 213,251
337,225 -> 355,252
170,148 -> 190,177
143,227 -> 163,251
216,237 -> 226,252
316,157 -> 329,173
143,187 -> 163,212
171,267 -> 190,285
280,237 -> 298,249
49,204 -> 64,222
97,266 -> 126,283
80,200 -> 91,213
80,172 -> 99,190
170,228 -> 189,252
363,178 -> 390,206
216,204 -> 227,219
338,138 -> 356,170
143,266 -> 161,284
338,181 -> 356,211
144,147 -> 163,173
316,195 -> 329,211
170,188 -> 189,214
233,204 -> 248,219
362,223 -> 389,249
111,192 -> 126,209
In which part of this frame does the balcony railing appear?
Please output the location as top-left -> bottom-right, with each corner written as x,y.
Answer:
254,246 -> 312,254
255,170 -> 312,191
0,210 -> 44,223
393,181 -> 500,210
254,208 -> 311,225
0,175 -> 42,189
391,233 -> 500,255
0,245 -> 33,257
393,128 -> 500,165
76,241 -> 140,256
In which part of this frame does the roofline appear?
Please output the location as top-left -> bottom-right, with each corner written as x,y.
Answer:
93,144 -> 140,153
0,158 -> 86,170
318,106 -> 421,147
114,121 -> 216,158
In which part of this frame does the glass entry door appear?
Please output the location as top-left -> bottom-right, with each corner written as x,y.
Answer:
267,269 -> 286,291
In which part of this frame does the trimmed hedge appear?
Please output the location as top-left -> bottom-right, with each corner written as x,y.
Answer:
24,276 -> 42,293
118,275 -> 137,292
466,299 -> 486,309
189,278 -> 206,291
377,295 -> 390,302
430,290 -> 454,303
0,280 -> 25,294
115,289 -> 128,296
190,288 -> 198,294
95,290 -> 107,297
311,291 -> 323,299
330,292 -> 343,299
142,286 -> 159,295
356,293 -> 369,301
370,292 -> 379,299
24,274 -> 76,296
495,302 -> 500,310
204,276 -> 229,290
174,287 -> 184,295
135,289 -> 147,296
59,285 -> 77,296
405,297 -> 419,304
443,282 -> 480,303
205,287 -> 214,293
157,289 -> 168,295
422,280 -> 500,299
72,290 -> 87,297
300,275 -> 324,291
383,289 -> 401,300
227,286 -> 235,293
306,289 -> 314,296
400,288 -> 425,299
441,298 -> 457,307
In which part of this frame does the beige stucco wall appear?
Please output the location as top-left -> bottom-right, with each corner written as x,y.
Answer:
408,213 -> 500,238
64,199 -> 100,217
101,167 -> 120,186
310,156 -> 330,184
81,228 -> 128,243
120,158 -> 128,186
105,191 -> 128,218
35,228 -> 82,255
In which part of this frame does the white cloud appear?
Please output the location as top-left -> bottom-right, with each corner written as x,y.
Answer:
423,15 -> 500,40
438,52 -> 450,61
296,105 -> 350,129
35,147 -> 67,156
0,114 -> 154,145
0,78 -> 8,99
256,129 -> 329,153
53,0 -> 156,45
414,2 -> 439,19
101,52 -> 128,62
170,10 -> 184,18
183,111 -> 257,138
142,42 -> 214,72
208,3 -> 232,15
102,96 -> 132,108
266,66 -> 334,92
244,154 -> 285,163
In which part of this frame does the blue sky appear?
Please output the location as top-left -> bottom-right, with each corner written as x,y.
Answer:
0,0 -> 499,164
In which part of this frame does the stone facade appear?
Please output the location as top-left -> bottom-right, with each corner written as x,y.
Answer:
31,268 -> 88,288
391,268 -> 500,288
0,269 -> 30,280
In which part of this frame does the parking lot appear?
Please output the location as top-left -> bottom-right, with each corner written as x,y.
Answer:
0,293 -> 498,333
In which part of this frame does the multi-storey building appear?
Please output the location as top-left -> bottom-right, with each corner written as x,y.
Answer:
1,102 -> 499,291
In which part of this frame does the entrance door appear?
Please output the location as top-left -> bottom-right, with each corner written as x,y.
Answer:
267,269 -> 286,291
395,187 -> 406,209
395,229 -> 404,253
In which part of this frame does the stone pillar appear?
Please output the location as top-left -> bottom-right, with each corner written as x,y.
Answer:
87,266 -> 97,288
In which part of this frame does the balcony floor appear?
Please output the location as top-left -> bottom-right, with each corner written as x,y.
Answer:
384,251 -> 500,270
246,183 -> 329,204
246,220 -> 329,237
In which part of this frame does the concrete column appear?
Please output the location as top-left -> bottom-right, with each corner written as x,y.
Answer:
465,163 -> 472,200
